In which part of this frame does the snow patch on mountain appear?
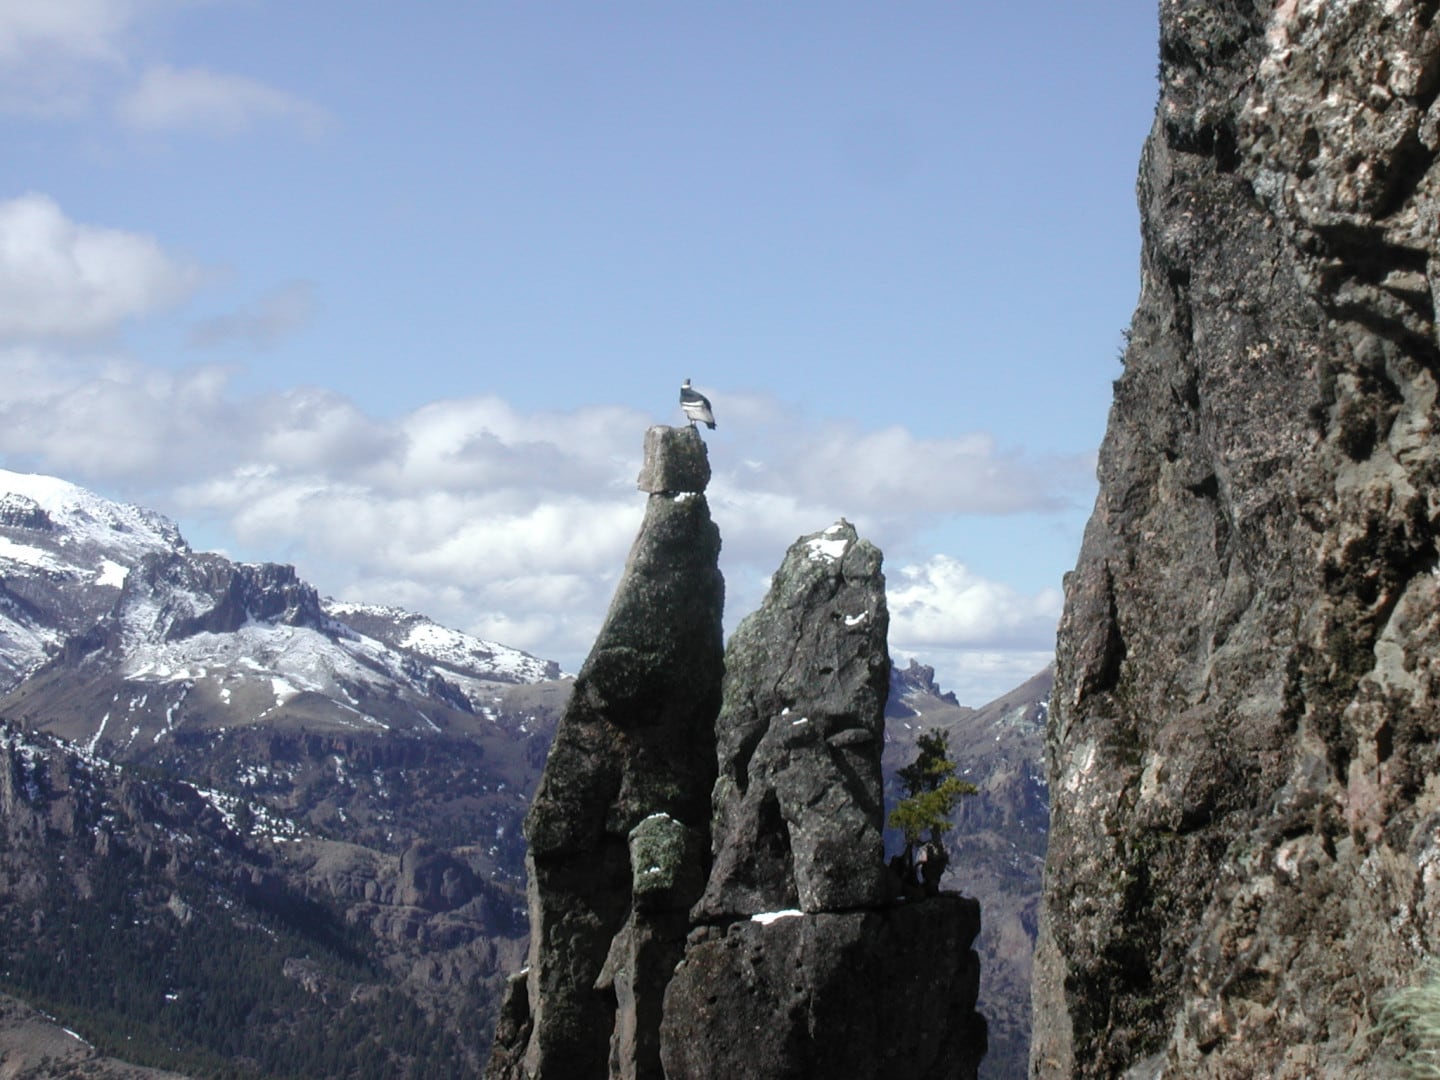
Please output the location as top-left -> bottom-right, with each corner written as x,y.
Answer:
125,622 -> 393,700
0,535 -> 65,573
95,559 -> 129,588
327,601 -> 560,685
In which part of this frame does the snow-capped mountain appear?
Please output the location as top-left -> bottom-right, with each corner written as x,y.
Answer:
0,469 -> 569,1074
0,468 -> 561,757
0,471 -> 187,685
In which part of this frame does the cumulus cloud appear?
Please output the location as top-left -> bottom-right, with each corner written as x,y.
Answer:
0,349 -> 238,479
887,555 -> 1062,650
116,64 -> 330,136
713,407 -> 1088,522
0,193 -> 203,340
188,281 -> 319,349
0,350 -> 1077,693
885,555 -> 1061,704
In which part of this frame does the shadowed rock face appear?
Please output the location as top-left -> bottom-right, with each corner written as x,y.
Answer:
1035,3 -> 1440,1077
485,425 -> 724,1080
696,521 -> 891,919
662,899 -> 982,1080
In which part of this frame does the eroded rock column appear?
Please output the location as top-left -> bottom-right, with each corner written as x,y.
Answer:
485,425 -> 723,1080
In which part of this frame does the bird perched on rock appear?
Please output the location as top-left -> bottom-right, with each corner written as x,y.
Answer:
680,379 -> 716,429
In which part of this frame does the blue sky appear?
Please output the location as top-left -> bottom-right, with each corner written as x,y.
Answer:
0,1 -> 1158,704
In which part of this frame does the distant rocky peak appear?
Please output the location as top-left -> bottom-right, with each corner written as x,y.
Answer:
324,600 -> 562,684
0,493 -> 53,532
890,657 -> 960,706
114,553 -> 328,645
0,469 -> 187,562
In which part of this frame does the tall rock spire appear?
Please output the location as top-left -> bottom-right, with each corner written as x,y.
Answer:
487,436 -> 987,1079
694,520 -> 892,920
485,425 -> 724,1080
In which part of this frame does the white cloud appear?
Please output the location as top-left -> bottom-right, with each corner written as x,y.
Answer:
0,350 -> 1076,694
0,193 -> 203,340
741,421 -> 1075,515
0,4 -> 327,133
0,349 -> 237,478
117,64 -> 329,136
188,280 -> 319,349
0,0 -> 133,62
885,555 -> 1061,704
887,554 -> 1062,650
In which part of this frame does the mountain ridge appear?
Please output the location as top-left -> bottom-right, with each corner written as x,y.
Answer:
0,467 -> 1049,1078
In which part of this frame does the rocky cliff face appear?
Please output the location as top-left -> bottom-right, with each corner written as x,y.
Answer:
1036,3 -> 1440,1077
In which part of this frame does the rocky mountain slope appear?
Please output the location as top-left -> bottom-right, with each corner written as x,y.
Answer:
1036,3 -> 1440,1077
0,469 -> 566,1076
0,466 -> 1049,1078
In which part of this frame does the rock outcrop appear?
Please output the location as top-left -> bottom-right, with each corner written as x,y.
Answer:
486,425 -> 725,1080
663,521 -> 986,1080
695,521 -> 891,920
487,451 -> 988,1078
1036,3 -> 1440,1077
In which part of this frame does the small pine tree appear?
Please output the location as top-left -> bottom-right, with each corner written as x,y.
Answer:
888,729 -> 977,896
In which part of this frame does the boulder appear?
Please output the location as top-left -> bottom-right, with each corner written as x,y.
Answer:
635,425 -> 710,495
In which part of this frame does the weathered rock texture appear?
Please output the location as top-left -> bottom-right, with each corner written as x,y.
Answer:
663,899 -> 982,1080
1035,3 -> 1440,1077
664,522 -> 986,1079
486,425 -> 724,1080
696,520 -> 892,919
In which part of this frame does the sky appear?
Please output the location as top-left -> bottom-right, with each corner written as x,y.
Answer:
0,0 -> 1160,706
